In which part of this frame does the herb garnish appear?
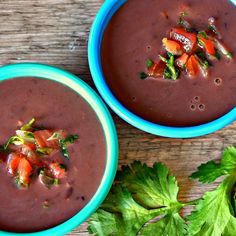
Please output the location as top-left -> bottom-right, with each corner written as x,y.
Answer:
139,72 -> 148,80
2,118 -> 78,188
160,53 -> 180,80
36,147 -> 54,156
88,146 -> 236,236
146,59 -> 154,69
48,133 -> 79,160
141,13 -> 233,80
59,134 -> 79,160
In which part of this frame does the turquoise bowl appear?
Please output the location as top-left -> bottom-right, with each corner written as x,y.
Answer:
0,63 -> 118,236
88,0 -> 236,138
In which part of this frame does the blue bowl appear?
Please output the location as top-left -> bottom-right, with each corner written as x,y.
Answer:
88,0 -> 236,138
0,63 -> 118,236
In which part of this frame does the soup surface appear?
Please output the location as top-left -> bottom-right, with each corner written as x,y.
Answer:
0,78 -> 106,232
102,0 -> 236,126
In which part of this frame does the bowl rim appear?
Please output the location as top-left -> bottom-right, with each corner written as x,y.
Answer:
88,0 -> 236,138
0,63 -> 118,236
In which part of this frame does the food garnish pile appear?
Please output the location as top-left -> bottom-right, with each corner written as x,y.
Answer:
88,146 -> 236,236
140,13 -> 233,80
0,118 -> 78,188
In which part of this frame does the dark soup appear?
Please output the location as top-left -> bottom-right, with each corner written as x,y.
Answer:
0,78 -> 106,232
102,0 -> 236,127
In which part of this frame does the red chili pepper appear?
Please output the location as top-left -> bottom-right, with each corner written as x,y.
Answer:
170,28 -> 197,53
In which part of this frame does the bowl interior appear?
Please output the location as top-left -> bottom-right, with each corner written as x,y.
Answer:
0,63 -> 118,236
88,0 -> 236,138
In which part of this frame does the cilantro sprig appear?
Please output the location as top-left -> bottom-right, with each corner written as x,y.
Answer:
188,146 -> 236,236
88,147 -> 236,236
160,53 -> 180,80
88,162 -> 188,236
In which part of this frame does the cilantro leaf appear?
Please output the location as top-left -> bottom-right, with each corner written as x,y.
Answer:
117,161 -> 179,208
63,134 -> 79,145
140,213 -> 187,236
188,146 -> 236,236
160,54 -> 180,80
139,72 -> 148,80
187,175 -> 236,236
88,162 -> 187,236
223,216 -> 236,236
146,59 -> 154,69
59,139 -> 70,160
190,146 -> 236,183
35,147 -> 54,156
88,186 -> 160,236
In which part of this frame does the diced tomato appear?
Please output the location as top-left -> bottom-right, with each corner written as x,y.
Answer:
148,60 -> 166,78
170,28 -> 197,53
186,55 -> 199,77
17,158 -> 33,186
197,32 -> 216,57
28,152 -> 44,167
175,53 -> 189,68
162,38 -> 183,55
22,143 -> 36,151
7,153 -> 21,175
49,163 -> 66,179
34,130 -> 59,149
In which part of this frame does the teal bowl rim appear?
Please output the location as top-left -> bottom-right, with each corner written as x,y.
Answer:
88,0 -> 236,138
0,63 -> 118,236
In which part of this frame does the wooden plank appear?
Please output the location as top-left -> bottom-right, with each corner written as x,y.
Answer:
0,1 -> 235,235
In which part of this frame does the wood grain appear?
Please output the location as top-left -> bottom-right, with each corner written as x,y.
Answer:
0,1 -> 235,235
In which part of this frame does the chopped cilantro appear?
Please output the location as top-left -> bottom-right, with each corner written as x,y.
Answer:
196,51 -> 211,69
36,147 -> 53,156
215,49 -> 221,60
160,54 -> 180,80
146,59 -> 154,69
59,139 -> 70,160
139,72 -> 148,80
63,134 -> 79,145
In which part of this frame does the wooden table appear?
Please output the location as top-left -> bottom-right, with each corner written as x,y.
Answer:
0,1 -> 235,235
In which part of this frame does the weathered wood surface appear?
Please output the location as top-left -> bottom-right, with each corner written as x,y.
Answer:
0,0 -> 235,235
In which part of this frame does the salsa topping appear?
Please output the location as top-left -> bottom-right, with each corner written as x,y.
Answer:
140,14 -> 233,80
0,118 -> 79,188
